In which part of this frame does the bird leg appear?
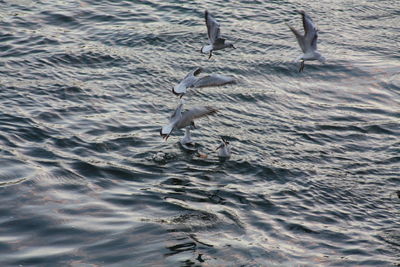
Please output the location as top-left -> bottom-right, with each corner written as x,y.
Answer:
299,60 -> 305,72
208,51 -> 213,59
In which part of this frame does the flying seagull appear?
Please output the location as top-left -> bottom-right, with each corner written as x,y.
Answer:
160,100 -> 218,140
172,67 -> 235,98
201,10 -> 235,59
216,137 -> 231,158
287,10 -> 326,72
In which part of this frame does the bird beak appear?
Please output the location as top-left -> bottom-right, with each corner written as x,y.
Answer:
216,144 -> 223,151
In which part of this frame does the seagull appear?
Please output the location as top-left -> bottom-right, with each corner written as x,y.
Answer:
216,137 -> 231,158
172,67 -> 235,98
160,100 -> 218,140
201,10 -> 235,59
287,10 -> 326,72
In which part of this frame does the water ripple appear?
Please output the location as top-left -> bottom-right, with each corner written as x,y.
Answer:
0,0 -> 399,266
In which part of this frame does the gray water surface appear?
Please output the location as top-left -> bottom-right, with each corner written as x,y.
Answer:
0,0 -> 399,266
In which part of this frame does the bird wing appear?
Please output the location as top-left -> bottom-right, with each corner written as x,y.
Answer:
169,102 -> 184,120
193,74 -> 235,88
310,31 -> 318,51
184,67 -> 203,79
173,68 -> 203,95
177,106 -> 218,129
205,10 -> 221,44
160,102 -> 184,137
287,24 -> 306,53
300,11 -> 318,51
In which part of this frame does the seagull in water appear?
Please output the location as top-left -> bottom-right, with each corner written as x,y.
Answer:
201,10 -> 235,59
216,137 -> 231,158
160,100 -> 218,140
287,10 -> 326,72
172,67 -> 235,98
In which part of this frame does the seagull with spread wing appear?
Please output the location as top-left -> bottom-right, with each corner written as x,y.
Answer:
287,10 -> 326,72
172,67 -> 235,98
201,10 -> 235,59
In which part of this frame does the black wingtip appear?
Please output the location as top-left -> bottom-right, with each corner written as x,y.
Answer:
193,67 -> 203,76
296,10 -> 305,15
206,106 -> 218,115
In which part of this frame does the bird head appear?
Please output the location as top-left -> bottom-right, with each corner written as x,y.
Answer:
216,137 -> 230,150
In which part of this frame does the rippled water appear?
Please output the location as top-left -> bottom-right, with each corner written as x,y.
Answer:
0,0 -> 399,266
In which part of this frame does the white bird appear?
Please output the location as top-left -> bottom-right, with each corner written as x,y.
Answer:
160,100 -> 218,140
201,10 -> 235,59
287,10 -> 326,72
216,137 -> 231,158
172,67 -> 235,98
